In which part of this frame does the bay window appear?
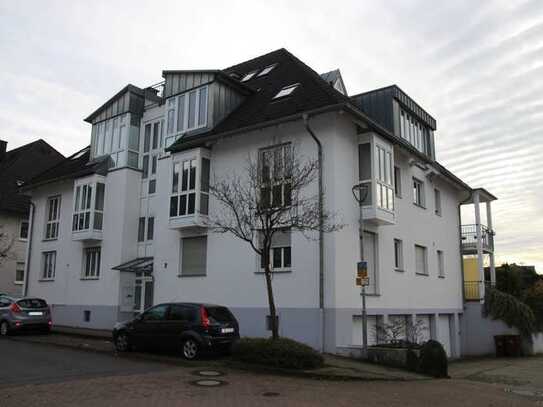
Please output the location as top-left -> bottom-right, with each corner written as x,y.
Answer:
376,145 -> 394,211
72,180 -> 105,233
170,154 -> 210,218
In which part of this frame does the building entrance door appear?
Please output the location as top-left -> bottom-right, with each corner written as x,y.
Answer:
134,272 -> 153,314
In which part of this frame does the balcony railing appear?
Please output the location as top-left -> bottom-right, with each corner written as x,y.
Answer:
461,224 -> 494,253
464,280 -> 494,301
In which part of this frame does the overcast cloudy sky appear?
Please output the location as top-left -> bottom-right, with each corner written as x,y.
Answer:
1,0 -> 542,270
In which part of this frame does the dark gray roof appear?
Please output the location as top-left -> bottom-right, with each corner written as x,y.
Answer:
0,140 -> 64,214
23,146 -> 110,190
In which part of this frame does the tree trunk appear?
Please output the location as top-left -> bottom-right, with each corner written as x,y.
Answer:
264,263 -> 279,340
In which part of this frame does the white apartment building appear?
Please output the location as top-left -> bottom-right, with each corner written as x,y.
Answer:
22,49 -> 493,357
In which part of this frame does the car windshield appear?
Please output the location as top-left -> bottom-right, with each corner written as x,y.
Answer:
205,306 -> 233,323
17,298 -> 48,309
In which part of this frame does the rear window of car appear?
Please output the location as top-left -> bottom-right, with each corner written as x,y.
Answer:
205,306 -> 233,323
17,299 -> 48,309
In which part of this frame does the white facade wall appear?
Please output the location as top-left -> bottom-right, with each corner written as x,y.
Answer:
26,107 -> 466,355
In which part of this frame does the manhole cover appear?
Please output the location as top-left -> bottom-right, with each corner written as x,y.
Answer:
191,379 -> 228,387
194,370 -> 224,377
262,392 -> 280,397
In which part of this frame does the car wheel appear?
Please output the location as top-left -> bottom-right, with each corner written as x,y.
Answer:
114,332 -> 131,352
182,338 -> 199,360
0,321 -> 9,337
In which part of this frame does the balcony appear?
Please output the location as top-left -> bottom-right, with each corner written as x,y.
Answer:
464,280 -> 494,302
461,224 -> 494,254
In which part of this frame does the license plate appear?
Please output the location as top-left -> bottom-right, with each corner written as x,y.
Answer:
221,328 -> 234,334
28,311 -> 43,316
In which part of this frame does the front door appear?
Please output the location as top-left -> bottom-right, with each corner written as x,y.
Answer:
134,272 -> 154,314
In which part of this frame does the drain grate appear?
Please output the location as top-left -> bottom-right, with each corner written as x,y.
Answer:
262,392 -> 280,397
190,379 -> 228,387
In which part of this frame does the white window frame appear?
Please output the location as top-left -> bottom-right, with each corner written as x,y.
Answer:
437,250 -> 445,278
258,229 -> 292,273
375,145 -> 394,211
41,251 -> 56,281
15,262 -> 25,284
170,158 -> 198,217
415,244 -> 428,276
45,195 -> 61,240
83,247 -> 101,279
72,179 -> 105,233
165,85 -> 208,148
412,177 -> 425,208
393,239 -> 403,271
258,143 -> 292,209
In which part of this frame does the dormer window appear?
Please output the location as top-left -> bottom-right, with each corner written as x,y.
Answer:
164,85 -> 208,148
241,70 -> 258,82
273,84 -> 299,99
257,63 -> 278,77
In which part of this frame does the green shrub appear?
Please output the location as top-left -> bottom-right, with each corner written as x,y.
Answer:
523,280 -> 543,330
484,287 -> 537,336
231,337 -> 324,370
418,340 -> 448,378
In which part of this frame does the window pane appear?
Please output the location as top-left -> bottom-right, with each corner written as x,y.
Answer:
167,109 -> 175,134
147,217 -> 154,240
187,193 -> 195,214
201,158 -> 210,192
188,91 -> 196,128
152,123 -> 159,149
170,196 -> 178,217
95,183 -> 105,211
189,160 -> 196,190
151,155 -> 157,175
283,247 -> 291,268
142,156 -> 149,179
272,248 -> 282,269
172,163 -> 180,193
200,193 -> 209,215
138,217 -> 145,242
148,179 -> 156,194
177,95 -> 185,132
182,161 -> 189,191
93,212 -> 103,230
179,195 -> 187,215
144,124 -> 151,152
198,87 -> 207,126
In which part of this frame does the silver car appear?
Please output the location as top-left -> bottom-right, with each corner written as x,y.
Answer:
0,296 -> 52,336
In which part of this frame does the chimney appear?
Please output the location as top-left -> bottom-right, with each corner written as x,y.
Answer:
0,140 -> 6,162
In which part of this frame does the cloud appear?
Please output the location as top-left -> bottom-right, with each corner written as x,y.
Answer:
1,0 -> 542,270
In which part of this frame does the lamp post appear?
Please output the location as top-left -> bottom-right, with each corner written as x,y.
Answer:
352,183 -> 369,359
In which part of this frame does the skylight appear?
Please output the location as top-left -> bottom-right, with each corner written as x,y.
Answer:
257,63 -> 278,77
241,70 -> 258,82
273,83 -> 299,99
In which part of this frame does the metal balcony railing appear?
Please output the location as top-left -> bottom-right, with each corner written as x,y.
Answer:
461,224 -> 494,253
464,280 -> 494,301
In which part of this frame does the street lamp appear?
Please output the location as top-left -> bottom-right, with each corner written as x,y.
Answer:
352,182 -> 369,359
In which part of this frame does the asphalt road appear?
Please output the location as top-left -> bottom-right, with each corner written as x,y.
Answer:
0,338 -> 171,388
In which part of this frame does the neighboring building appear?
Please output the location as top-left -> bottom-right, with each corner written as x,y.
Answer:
0,139 -> 64,296
23,48 -> 495,357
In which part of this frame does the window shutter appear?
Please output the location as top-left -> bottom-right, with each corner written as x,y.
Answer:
182,236 -> 207,276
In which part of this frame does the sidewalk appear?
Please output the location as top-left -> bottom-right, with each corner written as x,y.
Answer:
9,333 -> 428,382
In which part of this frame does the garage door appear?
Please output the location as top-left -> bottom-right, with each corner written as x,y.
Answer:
437,315 -> 451,356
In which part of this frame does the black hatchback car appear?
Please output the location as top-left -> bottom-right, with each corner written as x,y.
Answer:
112,303 -> 239,359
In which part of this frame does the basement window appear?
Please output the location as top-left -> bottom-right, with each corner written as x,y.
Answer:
273,83 -> 299,99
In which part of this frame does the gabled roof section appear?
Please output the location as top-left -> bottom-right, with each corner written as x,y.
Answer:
168,48 -> 351,153
0,139 -> 64,214
84,84 -> 161,124
320,69 -> 347,95
23,146 -> 110,191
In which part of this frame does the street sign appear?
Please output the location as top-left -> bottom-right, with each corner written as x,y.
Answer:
356,261 -> 369,286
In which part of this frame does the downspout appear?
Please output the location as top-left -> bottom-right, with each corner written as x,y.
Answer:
23,201 -> 35,297
302,113 -> 325,352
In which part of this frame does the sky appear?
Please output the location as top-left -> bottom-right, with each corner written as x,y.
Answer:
1,0 -> 542,271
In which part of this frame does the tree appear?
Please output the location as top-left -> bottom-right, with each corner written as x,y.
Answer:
207,142 -> 342,339
0,225 -> 14,265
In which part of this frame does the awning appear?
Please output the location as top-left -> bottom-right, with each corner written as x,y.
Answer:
112,257 -> 154,273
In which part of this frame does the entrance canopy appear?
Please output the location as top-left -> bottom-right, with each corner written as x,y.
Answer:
112,257 -> 153,273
